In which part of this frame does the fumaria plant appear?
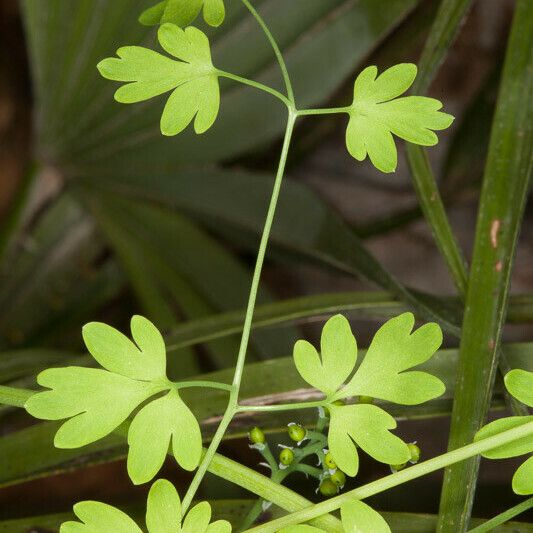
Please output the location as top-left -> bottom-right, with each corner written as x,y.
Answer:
0,1 -> 531,532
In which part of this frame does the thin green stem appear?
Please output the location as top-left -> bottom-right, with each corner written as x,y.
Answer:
244,420 -> 533,532
217,70 -> 292,108
240,0 -> 295,105
237,400 -> 325,413
231,111 -> 296,392
468,497 -> 533,533
174,380 -> 233,392
0,386 -> 33,408
181,111 -> 297,515
297,107 -> 351,117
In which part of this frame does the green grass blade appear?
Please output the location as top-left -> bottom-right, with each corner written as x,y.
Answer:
468,497 -> 533,533
405,0 -> 475,295
437,1 -> 533,530
404,0 -> 475,294
412,0 -> 474,94
406,146 -> 468,294
75,172 -> 461,336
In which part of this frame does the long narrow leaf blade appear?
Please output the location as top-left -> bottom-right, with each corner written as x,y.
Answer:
438,1 -> 533,530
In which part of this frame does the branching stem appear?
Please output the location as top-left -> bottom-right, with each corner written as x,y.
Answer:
181,111 -> 297,514
217,70 -> 292,108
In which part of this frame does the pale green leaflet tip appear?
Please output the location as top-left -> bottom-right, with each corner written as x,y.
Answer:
504,369 -> 533,407
61,479 -> 233,532
25,316 -> 202,485
475,369 -> 533,495
139,0 -> 226,28
346,63 -> 454,173
293,314 -> 357,398
341,500 -> 391,533
97,24 -> 220,136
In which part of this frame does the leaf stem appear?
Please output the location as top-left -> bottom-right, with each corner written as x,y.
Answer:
243,420 -> 533,532
297,107 -> 351,116
217,70 -> 292,108
0,385 -> 33,408
467,497 -> 533,533
240,0 -> 295,105
174,380 -> 233,392
180,111 -> 297,515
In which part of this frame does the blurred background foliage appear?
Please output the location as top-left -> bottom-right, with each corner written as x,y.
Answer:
0,0 -> 531,531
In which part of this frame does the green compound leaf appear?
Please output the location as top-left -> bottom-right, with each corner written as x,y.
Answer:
341,500 -> 391,533
293,314 -> 357,397
61,479 -> 232,532
60,501 -> 143,533
328,404 -> 410,477
128,389 -> 202,484
25,316 -> 203,484
291,313 -> 444,477
512,456 -> 533,495
345,63 -> 454,173
97,24 -> 220,136
505,369 -> 533,406
140,0 -> 225,28
475,369 -> 533,495
337,312 -> 445,405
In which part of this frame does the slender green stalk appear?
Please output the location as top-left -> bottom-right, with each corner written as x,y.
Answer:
217,70 -> 291,108
297,107 -> 350,117
240,0 -> 295,105
468,497 -> 533,533
174,380 -> 233,392
243,420 -> 533,532
438,1 -> 533,529
238,400 -> 325,413
0,385 -> 33,408
181,111 -> 297,515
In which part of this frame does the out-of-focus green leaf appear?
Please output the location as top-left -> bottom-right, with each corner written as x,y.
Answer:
404,0 -> 475,296
75,171 -> 461,336
78,186 -> 296,371
438,1 -> 533,529
0,194 -> 123,350
139,0 -> 226,28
